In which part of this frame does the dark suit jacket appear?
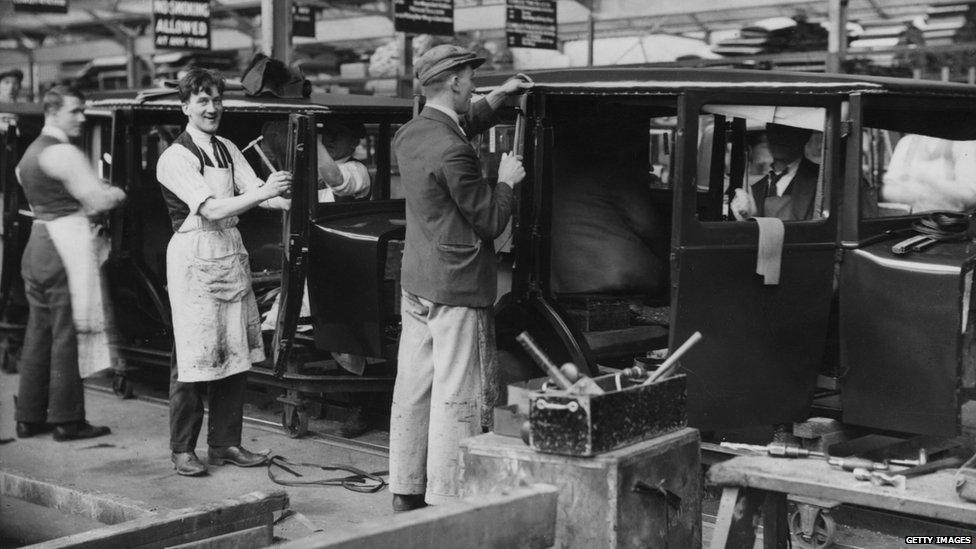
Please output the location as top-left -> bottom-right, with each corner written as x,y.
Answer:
395,100 -> 514,307
751,157 -> 820,221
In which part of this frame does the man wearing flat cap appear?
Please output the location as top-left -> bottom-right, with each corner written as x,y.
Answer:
389,44 -> 532,511
0,68 -> 24,134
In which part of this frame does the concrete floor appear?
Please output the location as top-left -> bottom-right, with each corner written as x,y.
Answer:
0,369 -> 396,545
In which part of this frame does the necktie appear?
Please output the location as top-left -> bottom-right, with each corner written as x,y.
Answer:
211,137 -> 228,169
767,169 -> 786,197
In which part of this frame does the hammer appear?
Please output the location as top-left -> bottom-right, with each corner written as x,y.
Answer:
242,135 -> 277,174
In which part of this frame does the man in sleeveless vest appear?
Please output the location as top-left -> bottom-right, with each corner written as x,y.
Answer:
156,68 -> 292,476
14,86 -> 126,441
389,45 -> 531,511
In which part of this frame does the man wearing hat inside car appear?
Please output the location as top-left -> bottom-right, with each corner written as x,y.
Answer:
0,68 -> 24,134
389,44 -> 532,511
731,123 -> 820,221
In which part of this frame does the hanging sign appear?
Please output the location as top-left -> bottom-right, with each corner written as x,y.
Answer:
506,0 -> 557,50
153,0 -> 212,51
13,0 -> 68,13
293,4 -> 317,38
394,0 -> 454,37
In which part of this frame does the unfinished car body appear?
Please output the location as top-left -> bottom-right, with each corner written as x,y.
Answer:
473,68 -> 976,438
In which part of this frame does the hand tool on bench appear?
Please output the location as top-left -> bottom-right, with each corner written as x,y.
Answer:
516,331 -> 604,395
852,456 -> 964,490
828,456 -> 889,472
641,331 -> 702,386
721,442 -> 825,459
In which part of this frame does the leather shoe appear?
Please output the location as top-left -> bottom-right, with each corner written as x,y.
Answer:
208,445 -> 269,467
338,406 -> 370,439
16,421 -> 52,438
172,452 -> 208,476
52,421 -> 111,442
392,493 -> 428,512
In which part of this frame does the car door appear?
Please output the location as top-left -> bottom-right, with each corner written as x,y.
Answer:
670,91 -> 844,431
271,113 -> 314,374
838,93 -> 976,436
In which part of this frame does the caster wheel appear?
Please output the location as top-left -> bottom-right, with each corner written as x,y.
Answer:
790,507 -> 837,549
112,374 -> 134,399
282,404 -> 309,438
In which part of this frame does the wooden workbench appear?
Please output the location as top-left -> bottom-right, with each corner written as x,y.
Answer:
708,455 -> 976,548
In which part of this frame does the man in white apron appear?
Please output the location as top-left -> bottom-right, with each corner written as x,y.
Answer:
14,86 -> 126,441
156,68 -> 292,477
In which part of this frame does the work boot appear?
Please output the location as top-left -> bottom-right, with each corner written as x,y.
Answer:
208,445 -> 269,467
338,406 -> 370,438
15,421 -> 51,438
392,493 -> 428,513
172,452 -> 208,477
52,421 -> 111,442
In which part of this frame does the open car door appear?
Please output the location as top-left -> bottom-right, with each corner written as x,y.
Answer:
271,113 -> 314,375
670,93 -> 844,431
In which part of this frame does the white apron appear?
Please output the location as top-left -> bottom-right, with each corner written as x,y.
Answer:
41,212 -> 115,378
167,162 -> 265,382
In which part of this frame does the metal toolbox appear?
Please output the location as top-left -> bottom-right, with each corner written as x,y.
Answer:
528,373 -> 687,456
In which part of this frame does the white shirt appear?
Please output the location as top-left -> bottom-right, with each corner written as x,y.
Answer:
41,125 -> 69,143
318,158 -> 371,203
156,125 -> 286,214
426,102 -> 465,136
772,158 -> 802,197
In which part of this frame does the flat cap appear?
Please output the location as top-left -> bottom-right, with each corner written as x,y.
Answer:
0,68 -> 24,82
415,44 -> 485,86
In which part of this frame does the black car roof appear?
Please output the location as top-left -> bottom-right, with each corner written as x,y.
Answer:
86,87 -> 413,113
474,67 -> 976,97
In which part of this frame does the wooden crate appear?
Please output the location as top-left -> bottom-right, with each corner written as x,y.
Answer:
460,429 -> 702,549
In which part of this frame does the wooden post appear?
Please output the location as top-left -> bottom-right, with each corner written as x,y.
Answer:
262,0 -> 292,65
126,35 -> 139,88
586,13 -> 595,66
397,33 -> 414,99
827,0 -> 848,73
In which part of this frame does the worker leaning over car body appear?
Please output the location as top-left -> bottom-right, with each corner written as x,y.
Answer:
155,68 -> 291,477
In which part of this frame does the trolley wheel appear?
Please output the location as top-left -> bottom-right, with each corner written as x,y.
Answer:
282,403 -> 309,439
112,373 -> 134,399
790,506 -> 837,549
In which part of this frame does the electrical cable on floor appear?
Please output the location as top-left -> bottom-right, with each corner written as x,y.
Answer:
267,455 -> 388,493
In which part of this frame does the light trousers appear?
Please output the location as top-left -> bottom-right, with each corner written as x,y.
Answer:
389,291 -> 495,504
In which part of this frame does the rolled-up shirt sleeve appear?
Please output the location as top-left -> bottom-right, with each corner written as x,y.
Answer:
332,160 -> 371,198
156,145 -> 214,215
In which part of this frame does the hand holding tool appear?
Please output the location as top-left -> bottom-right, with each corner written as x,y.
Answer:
642,331 -> 702,385
243,135 -> 277,175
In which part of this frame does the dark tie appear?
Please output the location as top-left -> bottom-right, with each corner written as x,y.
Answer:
211,137 -> 229,169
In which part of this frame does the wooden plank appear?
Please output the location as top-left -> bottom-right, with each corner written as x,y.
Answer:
761,492 -> 788,549
275,485 -> 558,549
709,487 -> 739,549
1,469 -> 152,525
30,491 -> 288,549
168,525 -> 271,549
709,456 -> 976,526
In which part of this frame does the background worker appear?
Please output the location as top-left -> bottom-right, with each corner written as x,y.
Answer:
731,123 -> 819,221
0,68 -> 24,134
156,68 -> 291,477
14,86 -> 126,441
389,44 -> 531,512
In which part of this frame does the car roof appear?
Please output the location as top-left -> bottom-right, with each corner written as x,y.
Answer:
474,67 -> 976,98
86,86 -> 413,113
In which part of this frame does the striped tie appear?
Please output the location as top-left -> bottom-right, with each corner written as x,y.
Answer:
211,137 -> 229,169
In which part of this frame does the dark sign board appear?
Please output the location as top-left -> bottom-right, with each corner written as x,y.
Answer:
293,4 -> 317,38
394,0 -> 454,37
153,0 -> 212,51
506,0 -> 557,50
13,0 -> 68,13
